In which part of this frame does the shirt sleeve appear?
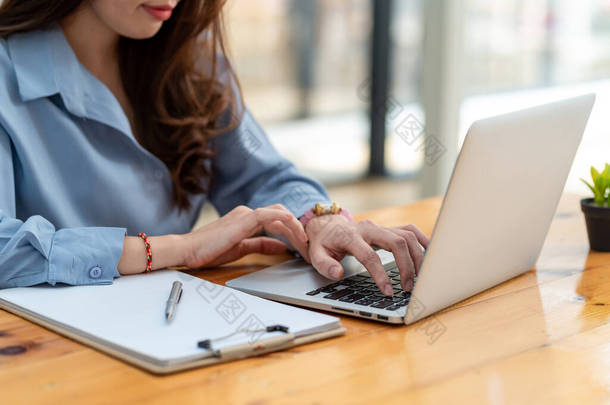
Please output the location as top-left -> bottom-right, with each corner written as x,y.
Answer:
208,109 -> 332,219
0,126 -> 126,289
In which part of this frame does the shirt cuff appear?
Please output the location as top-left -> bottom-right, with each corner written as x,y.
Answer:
48,227 -> 127,286
280,190 -> 332,220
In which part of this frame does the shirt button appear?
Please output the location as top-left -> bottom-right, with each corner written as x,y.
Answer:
89,266 -> 103,279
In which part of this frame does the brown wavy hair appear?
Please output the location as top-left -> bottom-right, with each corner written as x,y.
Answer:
0,0 -> 241,211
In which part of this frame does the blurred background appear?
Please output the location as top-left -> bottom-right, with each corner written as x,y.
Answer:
199,0 -> 610,219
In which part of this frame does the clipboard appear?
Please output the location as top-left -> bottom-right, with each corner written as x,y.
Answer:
0,270 -> 345,374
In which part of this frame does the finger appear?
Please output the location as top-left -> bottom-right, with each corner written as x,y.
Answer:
388,228 -> 425,275
253,207 -> 308,243
393,224 -> 429,249
206,237 -> 287,267
309,242 -> 344,280
363,226 -> 416,291
269,204 -> 309,244
264,220 -> 311,262
342,236 -> 393,296
237,207 -> 291,238
239,236 -> 288,256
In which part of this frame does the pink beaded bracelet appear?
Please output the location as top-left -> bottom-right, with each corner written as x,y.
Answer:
299,202 -> 353,227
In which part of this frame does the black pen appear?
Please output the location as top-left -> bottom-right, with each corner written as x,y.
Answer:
165,281 -> 183,322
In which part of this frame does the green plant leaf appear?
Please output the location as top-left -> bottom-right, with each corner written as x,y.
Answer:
601,163 -> 610,183
583,165 -> 610,206
581,178 -> 597,197
592,166 -> 602,191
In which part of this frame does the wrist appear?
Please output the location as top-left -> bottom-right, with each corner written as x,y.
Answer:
118,233 -> 187,275
137,234 -> 188,270
165,233 -> 190,268
299,202 -> 353,229
304,212 -> 349,235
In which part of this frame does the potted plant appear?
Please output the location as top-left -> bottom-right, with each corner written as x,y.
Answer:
581,163 -> 610,251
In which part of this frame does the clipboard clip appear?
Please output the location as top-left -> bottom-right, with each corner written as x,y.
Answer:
197,324 -> 291,358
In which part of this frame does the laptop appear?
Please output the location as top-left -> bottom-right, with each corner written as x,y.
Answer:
226,94 -> 595,325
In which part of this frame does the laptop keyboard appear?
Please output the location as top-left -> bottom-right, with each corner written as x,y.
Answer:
305,268 -> 415,311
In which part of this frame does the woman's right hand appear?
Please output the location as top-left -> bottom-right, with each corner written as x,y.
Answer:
183,204 -> 309,268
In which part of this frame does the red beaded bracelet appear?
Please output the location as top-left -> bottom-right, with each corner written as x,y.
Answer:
137,232 -> 152,273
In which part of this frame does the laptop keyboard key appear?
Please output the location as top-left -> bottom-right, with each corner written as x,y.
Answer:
354,298 -> 375,305
339,293 -> 366,303
370,300 -> 394,308
306,289 -> 321,296
324,284 -> 351,293
385,305 -> 401,311
340,278 -> 359,286
352,282 -> 370,288
323,289 -> 355,300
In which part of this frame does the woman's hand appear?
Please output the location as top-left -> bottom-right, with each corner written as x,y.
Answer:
183,204 -> 309,268
304,215 -> 429,296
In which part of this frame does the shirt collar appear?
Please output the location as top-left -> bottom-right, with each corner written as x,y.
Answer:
7,28 -> 58,101
7,25 -> 132,138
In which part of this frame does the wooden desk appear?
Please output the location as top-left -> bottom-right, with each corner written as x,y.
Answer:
2,194 -> 609,404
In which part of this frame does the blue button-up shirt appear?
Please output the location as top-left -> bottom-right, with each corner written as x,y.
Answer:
0,26 -> 330,289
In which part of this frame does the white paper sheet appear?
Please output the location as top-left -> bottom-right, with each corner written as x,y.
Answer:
0,270 -> 340,364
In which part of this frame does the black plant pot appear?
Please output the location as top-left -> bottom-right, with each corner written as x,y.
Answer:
581,198 -> 610,252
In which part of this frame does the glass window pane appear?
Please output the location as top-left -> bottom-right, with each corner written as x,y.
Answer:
387,0 -> 424,176
226,0 -> 372,183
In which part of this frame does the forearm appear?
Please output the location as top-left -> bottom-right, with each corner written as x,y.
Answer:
209,110 -> 331,219
117,234 -> 187,275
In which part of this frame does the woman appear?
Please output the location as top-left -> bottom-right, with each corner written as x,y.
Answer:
0,0 -> 428,296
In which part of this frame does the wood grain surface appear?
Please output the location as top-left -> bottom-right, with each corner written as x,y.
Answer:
1,193 -> 609,405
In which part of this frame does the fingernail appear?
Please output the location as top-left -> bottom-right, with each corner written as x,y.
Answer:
404,279 -> 414,291
330,266 -> 342,279
383,284 -> 393,296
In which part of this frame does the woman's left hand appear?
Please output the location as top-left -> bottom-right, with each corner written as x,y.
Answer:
304,215 -> 429,296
